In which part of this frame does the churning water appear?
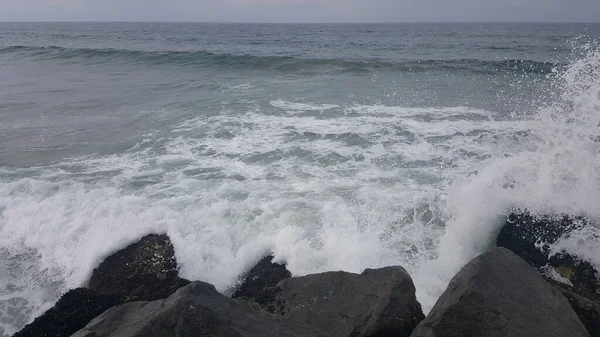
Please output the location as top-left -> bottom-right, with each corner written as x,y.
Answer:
0,23 -> 599,336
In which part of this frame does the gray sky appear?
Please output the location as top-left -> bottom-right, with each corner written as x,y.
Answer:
1,0 -> 599,23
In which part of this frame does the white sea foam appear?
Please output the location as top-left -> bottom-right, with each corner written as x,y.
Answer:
270,100 -> 340,113
345,105 -> 495,118
551,226 -> 600,272
412,42 -> 600,310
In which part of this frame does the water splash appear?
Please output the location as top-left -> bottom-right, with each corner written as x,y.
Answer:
414,39 -> 600,311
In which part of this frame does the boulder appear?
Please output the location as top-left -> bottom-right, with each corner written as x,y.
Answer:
274,266 -> 424,337
71,281 -> 327,337
496,211 -> 586,268
88,234 -> 190,301
232,255 -> 291,299
555,287 -> 600,337
547,252 -> 600,297
15,234 -> 191,337
544,277 -> 600,337
13,288 -> 125,337
497,211 -> 599,296
410,248 -> 589,337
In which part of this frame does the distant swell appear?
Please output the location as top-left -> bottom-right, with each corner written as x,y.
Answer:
0,45 -> 558,75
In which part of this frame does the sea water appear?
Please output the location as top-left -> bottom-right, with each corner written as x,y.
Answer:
0,23 -> 599,336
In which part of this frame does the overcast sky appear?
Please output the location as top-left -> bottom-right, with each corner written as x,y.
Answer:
1,0 -> 599,23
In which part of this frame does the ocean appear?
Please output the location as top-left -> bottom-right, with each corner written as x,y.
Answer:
1,22 -> 600,335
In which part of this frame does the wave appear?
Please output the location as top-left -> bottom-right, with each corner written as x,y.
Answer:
413,40 -> 600,310
0,45 -> 557,75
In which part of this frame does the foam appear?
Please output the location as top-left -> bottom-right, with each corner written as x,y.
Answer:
0,101 -> 465,333
551,226 -> 600,272
270,100 -> 340,112
345,105 -> 495,118
412,43 -> 600,311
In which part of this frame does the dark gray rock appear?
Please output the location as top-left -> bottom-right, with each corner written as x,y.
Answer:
13,288 -> 125,337
275,266 -> 424,337
497,211 -> 587,268
232,255 -> 291,299
15,234 -> 191,337
547,252 -> 600,298
557,287 -> 600,337
236,285 -> 288,315
88,234 -> 190,301
497,211 -> 600,297
71,281 -> 327,337
545,278 -> 600,337
410,247 -> 590,337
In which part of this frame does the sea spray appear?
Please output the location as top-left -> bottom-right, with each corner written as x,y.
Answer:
414,40 -> 600,311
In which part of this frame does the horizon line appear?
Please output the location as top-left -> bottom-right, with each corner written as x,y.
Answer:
1,20 -> 599,24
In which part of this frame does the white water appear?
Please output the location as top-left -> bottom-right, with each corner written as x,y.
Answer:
1,44 -> 600,336
413,41 -> 600,309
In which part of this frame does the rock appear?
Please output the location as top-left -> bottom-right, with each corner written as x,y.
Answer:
233,258 -> 424,337
410,247 -> 589,337
496,211 -> 586,268
557,289 -> 600,337
88,233 -> 190,301
13,288 -> 125,337
548,252 -> 600,297
232,255 -> 291,299
72,281 -> 327,337
274,266 -> 424,337
15,234 -> 191,337
545,277 -> 600,337
497,211 -> 599,296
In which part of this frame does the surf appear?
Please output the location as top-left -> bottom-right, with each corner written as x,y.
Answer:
0,45 -> 557,75
0,32 -> 598,336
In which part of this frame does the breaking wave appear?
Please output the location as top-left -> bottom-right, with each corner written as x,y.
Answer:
0,45 -> 557,75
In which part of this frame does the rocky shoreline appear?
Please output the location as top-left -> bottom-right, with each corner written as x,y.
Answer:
15,211 -> 600,337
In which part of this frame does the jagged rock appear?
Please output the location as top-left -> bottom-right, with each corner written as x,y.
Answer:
88,233 -> 190,301
13,288 -> 125,337
497,211 -> 587,268
548,252 -> 600,297
71,281 -> 327,337
410,248 -> 589,337
544,277 -> 600,337
15,234 -> 191,337
555,285 -> 600,337
272,266 -> 424,337
233,256 -> 424,337
232,255 -> 291,299
497,211 -> 599,297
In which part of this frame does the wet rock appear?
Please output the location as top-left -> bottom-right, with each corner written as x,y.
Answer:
497,211 -> 599,296
233,256 -> 424,337
71,281 -> 327,337
410,248 -> 589,337
496,211 -> 587,268
232,255 -> 291,299
14,288 -> 125,337
88,234 -> 190,301
15,234 -> 191,337
275,266 -> 424,337
236,285 -> 288,315
548,252 -> 600,297
544,277 -> 600,337
557,288 -> 600,337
